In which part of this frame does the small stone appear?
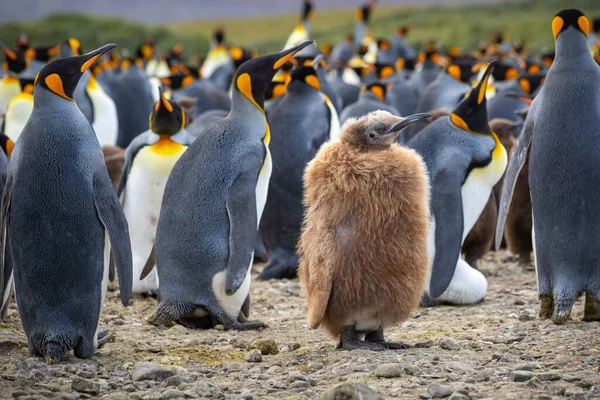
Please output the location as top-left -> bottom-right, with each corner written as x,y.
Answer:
519,312 -> 535,321
320,383 -> 383,400
513,363 -> 533,372
163,376 -> 185,387
510,370 -> 533,382
446,361 -> 474,374
193,381 -> 222,397
160,389 -> 185,399
564,387 -> 585,397
288,342 -> 301,351
448,392 -> 469,400
169,325 -> 188,335
267,380 -> 288,390
247,339 -> 279,355
526,378 -> 544,389
561,374 -> 581,382
71,377 -> 100,395
308,362 -> 324,371
415,341 -> 434,348
537,372 -> 560,381
419,394 -> 433,400
514,300 -> 526,305
438,337 -> 460,351
245,349 -> 262,363
374,363 -> 402,378
291,381 -> 311,389
428,384 -> 453,398
76,370 -> 94,379
403,365 -> 421,376
131,362 -> 178,382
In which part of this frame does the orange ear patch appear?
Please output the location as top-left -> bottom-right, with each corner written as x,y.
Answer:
519,78 -> 531,94
305,75 -> 320,91
552,16 -> 564,40
450,113 -> 469,131
447,65 -> 461,81
578,15 -> 589,37
237,72 -> 262,111
369,85 -> 384,102
45,73 -> 73,101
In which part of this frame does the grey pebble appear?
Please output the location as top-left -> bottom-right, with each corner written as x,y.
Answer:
245,349 -> 263,363
131,363 -> 178,382
320,383 -> 383,400
374,363 -> 402,378
71,377 -> 100,395
510,370 -> 533,382
428,383 -> 454,398
513,363 -> 533,372
438,337 -> 460,351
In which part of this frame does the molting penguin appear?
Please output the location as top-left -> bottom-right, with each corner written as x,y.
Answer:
258,62 -> 339,281
299,110 -> 430,351
340,82 -> 400,129
119,90 -> 193,295
408,62 -> 507,306
146,41 -> 314,329
496,10 -> 600,323
0,44 -> 132,362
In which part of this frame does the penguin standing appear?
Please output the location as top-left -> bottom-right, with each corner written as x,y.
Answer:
258,63 -> 338,281
0,45 -> 28,112
3,82 -> 34,142
87,74 -> 118,146
118,90 -> 193,295
0,44 -> 132,362
299,110 -> 430,351
497,10 -> 600,323
145,41 -> 313,329
409,62 -> 507,306
201,28 -> 231,79
283,0 -> 314,51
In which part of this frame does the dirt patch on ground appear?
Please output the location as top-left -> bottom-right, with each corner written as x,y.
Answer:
1,251 -> 599,399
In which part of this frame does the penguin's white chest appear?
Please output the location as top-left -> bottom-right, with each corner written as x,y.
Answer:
323,94 -> 341,142
5,98 -> 33,142
255,145 -> 273,222
122,145 -> 187,294
0,79 -> 21,112
89,87 -> 118,146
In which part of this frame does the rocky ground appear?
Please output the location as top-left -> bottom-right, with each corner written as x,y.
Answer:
1,251 -> 599,400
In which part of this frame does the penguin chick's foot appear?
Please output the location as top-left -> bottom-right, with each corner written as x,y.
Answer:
96,330 -> 114,348
337,326 -> 385,352
365,328 -> 412,350
228,320 -> 268,331
257,261 -> 298,281
583,294 -> 600,322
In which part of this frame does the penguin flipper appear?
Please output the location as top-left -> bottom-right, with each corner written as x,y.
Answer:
93,168 -> 133,306
139,245 -> 156,280
495,117 -> 534,250
225,170 -> 258,296
116,132 -> 152,199
0,173 -> 12,312
430,168 -> 464,299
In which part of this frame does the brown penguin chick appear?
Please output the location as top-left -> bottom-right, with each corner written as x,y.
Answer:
298,110 -> 431,351
462,118 -> 521,265
102,145 -> 125,189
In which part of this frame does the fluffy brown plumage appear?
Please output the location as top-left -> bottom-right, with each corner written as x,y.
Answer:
298,111 -> 430,344
102,145 -> 125,189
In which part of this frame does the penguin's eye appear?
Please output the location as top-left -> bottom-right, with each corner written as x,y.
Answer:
377,127 -> 386,134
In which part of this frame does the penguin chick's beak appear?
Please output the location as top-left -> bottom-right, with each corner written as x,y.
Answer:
79,43 -> 117,74
388,113 -> 431,133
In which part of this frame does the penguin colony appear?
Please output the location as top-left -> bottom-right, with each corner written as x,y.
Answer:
0,2 -> 597,362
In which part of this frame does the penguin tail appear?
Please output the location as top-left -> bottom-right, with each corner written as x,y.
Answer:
31,332 -> 76,364
149,300 -> 196,326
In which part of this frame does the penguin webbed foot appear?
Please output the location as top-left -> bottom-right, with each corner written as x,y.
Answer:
583,294 -> 600,322
365,328 -> 412,350
551,294 -> 577,325
337,326 -> 385,352
419,293 -> 438,308
227,320 -> 268,331
96,330 -> 114,348
257,257 -> 298,280
539,294 -> 553,319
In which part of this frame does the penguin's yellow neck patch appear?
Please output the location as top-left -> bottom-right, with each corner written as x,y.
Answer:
451,113 -> 505,161
519,78 -> 531,94
236,72 -> 263,112
45,73 -> 73,101
2,76 -> 19,84
450,113 -> 470,132
272,83 -> 287,99
87,75 -> 98,91
264,122 -> 271,146
150,135 -> 185,156
380,66 -> 395,79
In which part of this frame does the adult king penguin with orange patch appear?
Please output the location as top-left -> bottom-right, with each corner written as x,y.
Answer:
146,41 -> 314,330
117,89 -> 194,296
408,62 -> 507,306
497,10 -> 600,324
299,110 -> 431,351
0,44 -> 132,362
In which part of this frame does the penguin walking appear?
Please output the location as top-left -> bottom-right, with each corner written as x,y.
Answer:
497,10 -> 600,323
408,62 -> 507,306
145,41 -> 313,330
258,63 -> 338,281
118,90 -> 194,295
0,44 -> 132,362
299,110 -> 430,351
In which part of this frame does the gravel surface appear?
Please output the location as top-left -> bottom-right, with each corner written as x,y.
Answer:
1,250 -> 599,399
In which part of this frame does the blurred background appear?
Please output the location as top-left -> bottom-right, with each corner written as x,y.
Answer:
1,0 -> 599,57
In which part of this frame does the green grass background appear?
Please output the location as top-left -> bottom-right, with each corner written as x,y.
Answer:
1,0 -> 599,59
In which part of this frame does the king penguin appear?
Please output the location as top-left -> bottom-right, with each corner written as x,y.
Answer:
3,81 -> 34,142
283,0 -> 314,51
408,61 -> 507,306
0,44 -> 132,362
201,28 -> 231,79
497,10 -> 600,323
258,62 -> 339,280
145,41 -> 314,329
119,90 -> 194,295
0,44 -> 28,112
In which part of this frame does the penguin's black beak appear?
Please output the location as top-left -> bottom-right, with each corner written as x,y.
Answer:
273,40 -> 314,70
388,113 -> 431,133
77,43 -> 117,74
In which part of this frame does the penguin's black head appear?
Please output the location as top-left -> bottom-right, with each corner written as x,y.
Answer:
396,25 -> 412,37
356,1 -> 376,22
486,61 -> 519,82
214,27 -> 225,45
16,34 -> 30,52
302,0 -> 314,21
150,89 -> 184,136
60,38 -> 82,57
265,81 -> 287,101
491,32 -> 505,44
592,18 -> 600,33
35,43 -> 116,101
377,39 -> 391,52
376,63 -> 396,80
445,62 -> 475,83
450,60 -> 495,135
361,82 -> 387,102
553,10 -> 589,40
233,40 -> 313,111
290,65 -> 320,91
517,73 -> 545,95
229,47 -> 254,70
1,45 -> 28,74
160,74 -> 195,90
19,78 -> 35,94
342,110 -> 430,150
402,57 -> 418,71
